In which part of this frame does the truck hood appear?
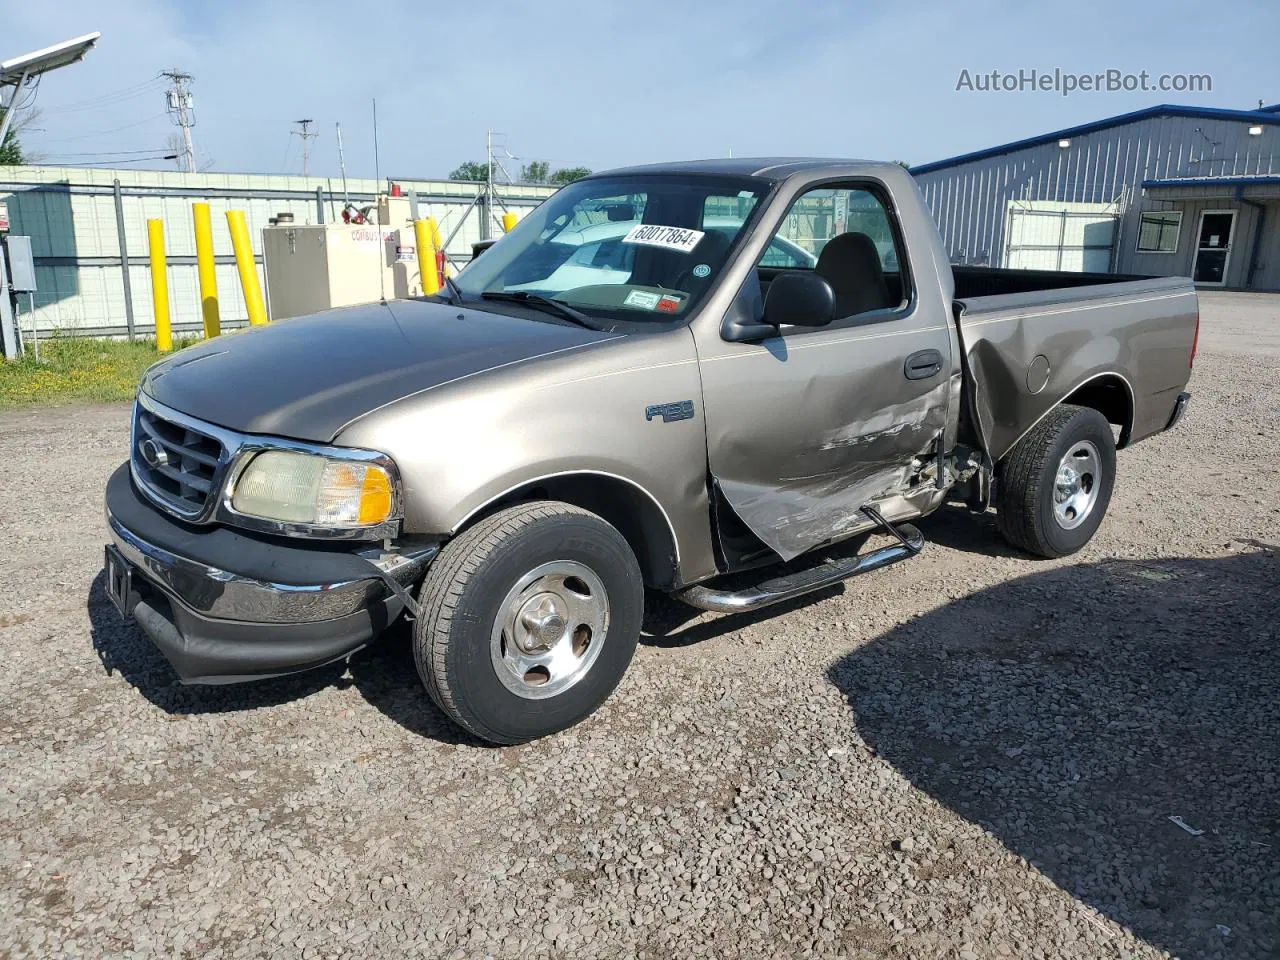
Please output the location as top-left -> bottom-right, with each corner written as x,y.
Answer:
140,299 -> 617,442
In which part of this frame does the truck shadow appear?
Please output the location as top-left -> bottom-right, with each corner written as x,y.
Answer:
85,571 -> 479,745
827,550 -> 1280,959
915,504 -> 1027,558
641,586 -> 842,648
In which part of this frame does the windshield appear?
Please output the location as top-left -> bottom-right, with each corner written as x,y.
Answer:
454,175 -> 772,327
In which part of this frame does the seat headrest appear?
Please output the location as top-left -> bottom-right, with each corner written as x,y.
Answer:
814,232 -> 893,317
815,232 -> 883,281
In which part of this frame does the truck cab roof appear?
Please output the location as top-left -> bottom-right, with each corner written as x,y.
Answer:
587,158 -> 898,182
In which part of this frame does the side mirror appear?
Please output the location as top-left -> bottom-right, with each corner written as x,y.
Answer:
763,272 -> 835,328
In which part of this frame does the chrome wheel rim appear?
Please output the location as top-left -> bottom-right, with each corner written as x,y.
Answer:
490,561 -> 610,700
1052,440 -> 1101,530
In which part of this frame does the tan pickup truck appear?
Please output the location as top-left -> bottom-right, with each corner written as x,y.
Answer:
104,159 -> 1197,743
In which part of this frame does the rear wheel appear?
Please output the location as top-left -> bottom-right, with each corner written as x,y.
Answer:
414,501 -> 644,744
995,404 -> 1116,558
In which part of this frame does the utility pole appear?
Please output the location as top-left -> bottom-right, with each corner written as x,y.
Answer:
335,122 -> 349,207
161,70 -> 196,173
483,131 -> 517,240
483,130 -> 494,241
292,118 -> 318,177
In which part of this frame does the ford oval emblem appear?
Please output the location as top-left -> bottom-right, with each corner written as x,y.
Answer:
139,437 -> 169,468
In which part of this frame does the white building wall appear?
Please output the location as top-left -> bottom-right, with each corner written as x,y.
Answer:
0,166 -> 556,338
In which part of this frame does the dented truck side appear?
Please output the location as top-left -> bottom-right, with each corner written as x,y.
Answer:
104,157 -> 1197,743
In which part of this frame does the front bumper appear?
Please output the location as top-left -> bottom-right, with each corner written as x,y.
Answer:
104,463 -> 437,683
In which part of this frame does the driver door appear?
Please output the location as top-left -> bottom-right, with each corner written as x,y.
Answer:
697,182 -> 953,561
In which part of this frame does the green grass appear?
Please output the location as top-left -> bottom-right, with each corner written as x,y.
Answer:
0,335 -> 198,406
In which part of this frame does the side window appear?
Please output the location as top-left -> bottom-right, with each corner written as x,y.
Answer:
760,238 -> 813,268
767,185 -> 909,320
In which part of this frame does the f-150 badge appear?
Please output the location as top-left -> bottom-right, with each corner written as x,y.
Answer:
645,400 -> 695,423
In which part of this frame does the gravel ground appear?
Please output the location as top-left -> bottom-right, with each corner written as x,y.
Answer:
1,294 -> 1277,959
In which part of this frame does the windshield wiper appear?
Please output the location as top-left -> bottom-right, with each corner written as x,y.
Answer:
442,273 -> 464,306
479,291 -> 605,331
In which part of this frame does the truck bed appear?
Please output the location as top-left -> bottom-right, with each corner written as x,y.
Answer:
952,274 -> 1199,461
952,265 -> 1157,298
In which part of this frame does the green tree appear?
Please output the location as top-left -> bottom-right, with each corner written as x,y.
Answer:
548,166 -> 592,186
0,108 -> 25,165
520,160 -> 551,183
449,160 -> 490,181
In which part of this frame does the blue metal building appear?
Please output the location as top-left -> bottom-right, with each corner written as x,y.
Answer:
911,103 -> 1280,290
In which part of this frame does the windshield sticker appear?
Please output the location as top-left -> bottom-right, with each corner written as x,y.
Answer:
621,224 -> 705,254
624,290 -> 662,310
692,263 -> 711,278
656,295 -> 683,314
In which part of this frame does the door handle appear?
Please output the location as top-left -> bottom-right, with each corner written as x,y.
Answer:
904,349 -> 943,380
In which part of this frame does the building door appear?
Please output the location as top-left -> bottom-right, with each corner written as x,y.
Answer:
1192,210 -> 1237,285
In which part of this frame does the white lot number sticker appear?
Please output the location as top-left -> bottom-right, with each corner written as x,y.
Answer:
624,290 -> 662,310
621,224 -> 705,254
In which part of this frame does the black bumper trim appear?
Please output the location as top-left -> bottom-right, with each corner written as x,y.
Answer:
130,582 -> 402,684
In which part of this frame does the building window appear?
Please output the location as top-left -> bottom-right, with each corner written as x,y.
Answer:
1136,210 -> 1182,253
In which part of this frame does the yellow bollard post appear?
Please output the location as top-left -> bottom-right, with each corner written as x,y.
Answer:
502,212 -> 518,233
192,202 -> 221,338
225,209 -> 268,326
147,219 -> 173,352
414,219 -> 440,296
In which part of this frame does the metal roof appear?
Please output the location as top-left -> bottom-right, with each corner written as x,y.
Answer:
911,103 -> 1280,175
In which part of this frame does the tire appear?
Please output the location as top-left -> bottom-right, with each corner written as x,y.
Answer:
995,404 -> 1117,559
414,501 -> 644,744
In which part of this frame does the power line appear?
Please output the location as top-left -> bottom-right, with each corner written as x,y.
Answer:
31,113 -> 167,143
280,134 -> 295,175
54,154 -> 179,166
160,69 -> 196,174
40,78 -> 165,114
42,147 -> 173,157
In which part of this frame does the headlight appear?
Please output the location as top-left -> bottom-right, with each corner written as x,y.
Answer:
231,450 -> 396,527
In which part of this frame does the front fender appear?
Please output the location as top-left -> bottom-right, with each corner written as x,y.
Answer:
335,328 -> 720,584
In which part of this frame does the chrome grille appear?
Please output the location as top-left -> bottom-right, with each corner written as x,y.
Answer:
131,400 -> 229,520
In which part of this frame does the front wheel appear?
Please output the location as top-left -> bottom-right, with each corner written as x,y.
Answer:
414,501 -> 644,744
995,404 -> 1117,558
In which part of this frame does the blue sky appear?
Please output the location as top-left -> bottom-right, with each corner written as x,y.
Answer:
5,0 -> 1278,179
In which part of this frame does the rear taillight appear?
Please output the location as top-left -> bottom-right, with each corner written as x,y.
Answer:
1190,309 -> 1199,369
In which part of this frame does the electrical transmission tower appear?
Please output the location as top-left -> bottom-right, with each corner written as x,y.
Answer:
161,69 -> 196,173
292,118 -> 318,177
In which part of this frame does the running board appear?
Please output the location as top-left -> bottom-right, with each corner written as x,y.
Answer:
675,505 -> 924,614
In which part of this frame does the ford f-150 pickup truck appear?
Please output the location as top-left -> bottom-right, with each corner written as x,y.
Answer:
103,159 -> 1197,743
